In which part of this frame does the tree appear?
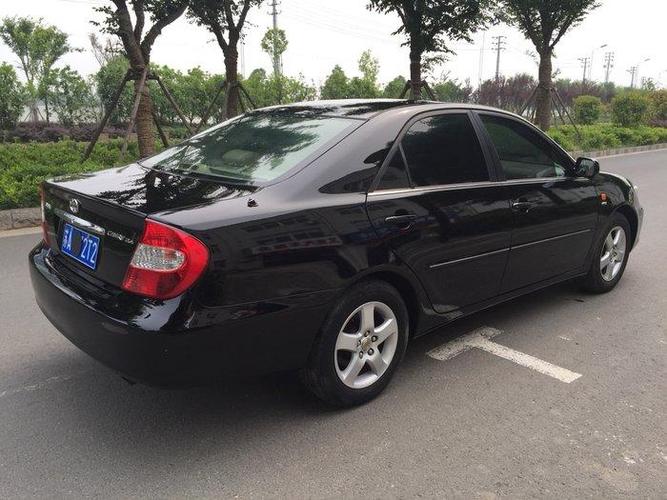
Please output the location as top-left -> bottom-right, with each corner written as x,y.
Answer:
383,75 -> 407,98
47,66 -> 98,126
573,95 -> 601,124
244,68 -> 316,107
320,65 -> 350,99
0,63 -> 25,129
499,0 -> 599,130
358,50 -> 380,84
261,27 -> 287,76
189,0 -> 263,118
95,55 -> 134,126
432,76 -> 473,103
367,1 -> 492,99
0,16 -> 76,123
89,33 -> 123,66
94,0 -> 188,157
475,73 -> 536,112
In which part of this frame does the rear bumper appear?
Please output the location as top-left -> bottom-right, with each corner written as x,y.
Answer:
29,244 -> 336,386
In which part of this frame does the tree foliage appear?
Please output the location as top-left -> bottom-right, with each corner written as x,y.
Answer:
0,16 -> 76,122
0,63 -> 25,129
188,0 -> 264,117
367,0 -> 493,98
573,95 -> 602,125
261,27 -> 288,74
383,76 -> 407,98
46,66 -> 98,126
320,65 -> 350,99
475,73 -> 536,112
612,92 -> 651,127
498,0 -> 599,130
94,0 -> 188,156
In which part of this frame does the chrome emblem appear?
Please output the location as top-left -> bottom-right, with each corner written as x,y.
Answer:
69,198 -> 80,214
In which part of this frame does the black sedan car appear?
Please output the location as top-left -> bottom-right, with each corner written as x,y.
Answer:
30,100 -> 643,406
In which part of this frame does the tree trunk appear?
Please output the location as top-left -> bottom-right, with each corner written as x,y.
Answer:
409,48 -> 422,100
134,77 -> 155,158
225,47 -> 240,118
535,49 -> 553,131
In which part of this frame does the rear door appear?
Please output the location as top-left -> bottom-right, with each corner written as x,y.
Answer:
475,112 -> 599,292
366,111 -> 513,314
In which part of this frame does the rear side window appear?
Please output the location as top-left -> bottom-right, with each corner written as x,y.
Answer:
479,114 -> 572,179
376,149 -> 410,190
400,114 -> 489,186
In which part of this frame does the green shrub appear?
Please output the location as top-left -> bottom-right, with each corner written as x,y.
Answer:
0,140 -> 142,209
549,124 -> 667,152
574,95 -> 602,125
611,92 -> 651,127
650,89 -> 667,123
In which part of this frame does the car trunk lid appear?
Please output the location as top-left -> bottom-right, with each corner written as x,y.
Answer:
42,163 -> 253,289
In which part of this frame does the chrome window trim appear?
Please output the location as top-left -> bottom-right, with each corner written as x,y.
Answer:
54,208 -> 106,236
368,176 -> 575,198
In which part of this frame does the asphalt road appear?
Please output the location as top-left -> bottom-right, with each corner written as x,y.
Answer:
1,150 -> 666,499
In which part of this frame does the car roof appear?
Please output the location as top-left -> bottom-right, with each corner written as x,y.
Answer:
254,99 -> 519,120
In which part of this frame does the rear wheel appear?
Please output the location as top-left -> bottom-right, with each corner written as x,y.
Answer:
580,213 -> 631,293
301,281 -> 409,407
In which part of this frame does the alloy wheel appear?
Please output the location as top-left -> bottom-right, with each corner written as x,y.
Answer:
334,301 -> 399,389
600,225 -> 627,282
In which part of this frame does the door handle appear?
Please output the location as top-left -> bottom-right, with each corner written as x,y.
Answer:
385,214 -> 418,228
511,200 -> 533,212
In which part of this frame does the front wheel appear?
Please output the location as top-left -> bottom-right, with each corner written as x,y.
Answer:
580,213 -> 631,293
301,281 -> 409,407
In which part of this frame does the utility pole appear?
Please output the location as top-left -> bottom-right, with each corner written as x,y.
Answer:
603,51 -> 614,83
627,66 -> 638,88
492,35 -> 506,81
579,57 -> 590,83
269,0 -> 281,76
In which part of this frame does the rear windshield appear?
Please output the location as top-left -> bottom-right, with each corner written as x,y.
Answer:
141,111 -> 359,183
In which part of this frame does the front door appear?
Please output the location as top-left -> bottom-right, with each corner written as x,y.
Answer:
366,112 -> 513,314
475,112 -> 599,292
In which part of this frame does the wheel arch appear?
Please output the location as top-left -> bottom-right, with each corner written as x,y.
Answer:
614,204 -> 639,250
346,267 -> 427,338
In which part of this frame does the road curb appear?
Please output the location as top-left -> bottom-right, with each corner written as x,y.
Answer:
571,142 -> 667,159
1,143 -> 665,233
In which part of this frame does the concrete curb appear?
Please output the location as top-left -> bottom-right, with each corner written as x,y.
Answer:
0,207 -> 41,231
570,142 -> 667,159
1,143 -> 666,232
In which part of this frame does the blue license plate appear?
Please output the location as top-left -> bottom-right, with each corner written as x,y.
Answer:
61,223 -> 101,270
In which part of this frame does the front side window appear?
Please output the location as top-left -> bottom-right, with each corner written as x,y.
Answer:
142,111 -> 360,183
400,114 -> 489,186
480,114 -> 571,180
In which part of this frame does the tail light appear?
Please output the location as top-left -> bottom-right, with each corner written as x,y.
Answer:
40,186 -> 50,246
122,220 -> 209,299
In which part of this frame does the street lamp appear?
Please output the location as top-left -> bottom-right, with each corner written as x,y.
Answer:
590,43 -> 608,81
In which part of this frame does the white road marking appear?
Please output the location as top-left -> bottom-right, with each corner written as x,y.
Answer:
427,326 -> 582,384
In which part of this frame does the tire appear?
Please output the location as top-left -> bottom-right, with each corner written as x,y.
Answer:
301,280 -> 409,407
580,212 -> 631,294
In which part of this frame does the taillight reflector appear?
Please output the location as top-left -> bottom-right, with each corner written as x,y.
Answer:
40,186 -> 50,246
122,220 -> 209,299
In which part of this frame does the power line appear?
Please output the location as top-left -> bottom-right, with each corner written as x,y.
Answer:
492,35 -> 506,81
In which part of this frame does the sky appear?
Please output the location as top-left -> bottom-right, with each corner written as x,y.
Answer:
1,0 -> 665,90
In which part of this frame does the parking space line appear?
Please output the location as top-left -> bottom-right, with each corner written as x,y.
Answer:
427,326 -> 582,384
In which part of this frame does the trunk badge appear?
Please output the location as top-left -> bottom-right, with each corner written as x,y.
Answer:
69,198 -> 81,214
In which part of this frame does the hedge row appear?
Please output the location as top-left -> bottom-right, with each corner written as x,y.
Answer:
0,140 -> 140,210
548,124 -> 667,152
1,126 -> 666,210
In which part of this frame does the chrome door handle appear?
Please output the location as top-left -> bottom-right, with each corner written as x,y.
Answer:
385,214 -> 418,228
511,200 -> 532,212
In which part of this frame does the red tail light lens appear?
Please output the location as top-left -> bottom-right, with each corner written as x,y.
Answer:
40,186 -> 50,246
122,220 -> 209,299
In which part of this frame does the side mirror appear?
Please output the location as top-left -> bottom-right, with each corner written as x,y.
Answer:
575,157 -> 600,178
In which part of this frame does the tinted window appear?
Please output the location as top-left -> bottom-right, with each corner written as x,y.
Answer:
376,149 -> 410,190
400,114 -> 489,186
142,111 -> 359,183
480,114 -> 571,179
